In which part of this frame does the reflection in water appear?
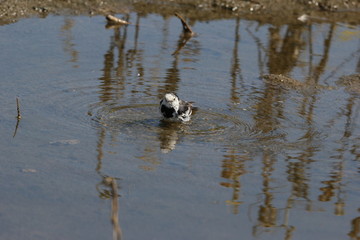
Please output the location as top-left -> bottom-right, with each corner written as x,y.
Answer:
172,13 -> 195,56
172,33 -> 193,56
220,148 -> 248,214
349,215 -> 360,240
99,25 -> 127,102
159,26 -> 200,97
96,175 -> 122,240
319,74 -> 360,216
257,152 -> 277,228
96,124 -> 122,240
161,53 -> 181,95
229,17 -> 242,104
267,25 -> 305,75
60,18 -> 79,67
158,120 -> 181,153
1,7 -> 360,240
96,122 -> 122,240
94,17 -> 136,236
86,12 -> 360,240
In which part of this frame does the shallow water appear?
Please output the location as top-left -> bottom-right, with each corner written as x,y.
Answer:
1,13 -> 360,240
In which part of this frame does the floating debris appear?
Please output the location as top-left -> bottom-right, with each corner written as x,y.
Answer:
49,139 -> 80,145
298,14 -> 309,22
105,15 -> 130,25
21,168 -> 37,173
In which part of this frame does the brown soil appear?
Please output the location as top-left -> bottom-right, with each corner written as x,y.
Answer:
1,0 -> 359,26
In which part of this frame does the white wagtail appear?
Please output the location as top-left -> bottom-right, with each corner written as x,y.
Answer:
160,93 -> 193,122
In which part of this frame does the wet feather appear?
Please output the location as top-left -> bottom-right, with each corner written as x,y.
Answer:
160,93 -> 193,121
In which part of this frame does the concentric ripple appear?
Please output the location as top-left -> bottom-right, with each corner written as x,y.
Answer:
91,103 -> 274,152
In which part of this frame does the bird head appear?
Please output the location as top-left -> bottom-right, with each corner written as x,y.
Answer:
163,93 -> 180,111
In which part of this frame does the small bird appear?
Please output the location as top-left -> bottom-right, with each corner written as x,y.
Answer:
160,93 -> 193,122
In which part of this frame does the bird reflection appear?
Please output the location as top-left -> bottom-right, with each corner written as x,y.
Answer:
158,120 -> 181,153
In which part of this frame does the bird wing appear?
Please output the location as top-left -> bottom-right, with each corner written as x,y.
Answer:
178,100 -> 192,116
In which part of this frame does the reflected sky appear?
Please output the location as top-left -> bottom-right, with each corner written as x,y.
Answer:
0,12 -> 360,240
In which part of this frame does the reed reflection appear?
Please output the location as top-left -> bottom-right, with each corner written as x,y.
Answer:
267,25 -> 305,75
94,12 -> 202,166
95,125 -> 123,240
89,12 -> 360,239
319,74 -> 360,216
229,17 -> 242,105
220,148 -> 248,214
349,215 -> 360,240
99,19 -> 128,102
158,15 -> 199,97
156,16 -> 200,152
60,17 -> 79,67
96,175 -> 122,240
221,16 -> 359,239
93,15 -> 143,240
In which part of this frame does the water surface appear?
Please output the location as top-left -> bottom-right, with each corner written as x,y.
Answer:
1,13 -> 360,240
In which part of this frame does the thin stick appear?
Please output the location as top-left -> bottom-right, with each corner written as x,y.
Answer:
174,13 -> 194,35
13,118 -> 20,138
16,97 -> 22,119
13,97 -> 22,137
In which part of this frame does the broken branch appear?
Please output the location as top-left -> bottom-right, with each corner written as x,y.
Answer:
174,12 -> 194,36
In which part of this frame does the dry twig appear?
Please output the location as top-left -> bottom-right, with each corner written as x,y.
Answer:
13,97 -> 22,137
16,97 -> 21,120
174,12 -> 194,36
172,13 -> 195,55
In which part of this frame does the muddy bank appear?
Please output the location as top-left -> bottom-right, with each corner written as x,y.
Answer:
1,0 -> 359,25
131,0 -> 360,25
0,0 -> 130,25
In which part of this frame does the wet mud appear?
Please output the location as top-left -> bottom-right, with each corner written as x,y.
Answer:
1,0 -> 359,25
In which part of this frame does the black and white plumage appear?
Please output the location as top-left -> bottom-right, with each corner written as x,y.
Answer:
160,93 -> 193,122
